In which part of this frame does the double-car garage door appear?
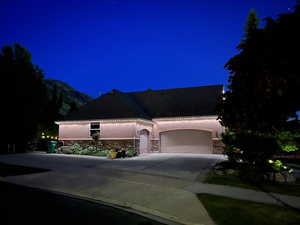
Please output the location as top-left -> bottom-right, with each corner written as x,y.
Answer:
160,130 -> 212,154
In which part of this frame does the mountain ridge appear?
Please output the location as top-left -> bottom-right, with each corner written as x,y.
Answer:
44,78 -> 93,116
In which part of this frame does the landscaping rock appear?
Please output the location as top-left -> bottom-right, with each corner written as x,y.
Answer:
265,171 -> 296,183
60,146 -> 72,154
281,171 -> 296,183
214,169 -> 224,176
226,169 -> 236,175
274,172 -> 286,183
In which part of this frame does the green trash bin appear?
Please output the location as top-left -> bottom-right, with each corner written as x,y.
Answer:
47,141 -> 57,153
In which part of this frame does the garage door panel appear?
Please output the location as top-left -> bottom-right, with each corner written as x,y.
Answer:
160,130 -> 212,153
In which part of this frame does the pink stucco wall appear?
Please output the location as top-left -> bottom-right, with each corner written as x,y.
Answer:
136,121 -> 153,137
59,123 -> 90,140
100,122 -> 136,139
58,117 -> 223,141
152,117 -> 222,140
59,121 -> 137,140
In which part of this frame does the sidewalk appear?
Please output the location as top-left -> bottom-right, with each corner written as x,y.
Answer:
185,182 -> 300,209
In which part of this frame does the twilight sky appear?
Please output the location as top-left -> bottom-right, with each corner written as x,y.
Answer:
0,0 -> 296,97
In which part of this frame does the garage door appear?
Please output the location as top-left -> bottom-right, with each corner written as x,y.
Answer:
160,130 -> 212,153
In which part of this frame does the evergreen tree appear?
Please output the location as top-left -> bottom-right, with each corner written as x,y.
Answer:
217,3 -> 300,165
244,9 -> 259,39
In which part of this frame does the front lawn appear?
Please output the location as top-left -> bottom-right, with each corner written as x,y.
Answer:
204,171 -> 300,197
198,194 -> 300,225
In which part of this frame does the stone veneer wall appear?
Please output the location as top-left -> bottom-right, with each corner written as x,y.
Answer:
62,139 -> 224,154
150,140 -> 160,152
212,139 -> 225,154
63,139 -> 139,151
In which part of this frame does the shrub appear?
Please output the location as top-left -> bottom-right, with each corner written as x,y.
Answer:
84,146 -> 98,154
69,144 -> 100,155
59,146 -> 72,154
70,143 -> 83,154
221,131 -> 243,162
93,150 -> 110,157
268,159 -> 294,174
125,149 -> 137,157
276,131 -> 300,153
221,130 -> 278,166
79,148 -> 90,155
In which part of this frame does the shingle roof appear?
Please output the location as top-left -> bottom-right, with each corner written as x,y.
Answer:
61,85 -> 223,121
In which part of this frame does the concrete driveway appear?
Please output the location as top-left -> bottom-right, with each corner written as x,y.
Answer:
0,152 -> 225,181
0,152 -> 226,225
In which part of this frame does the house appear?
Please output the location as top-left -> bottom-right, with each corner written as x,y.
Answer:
56,85 -> 225,154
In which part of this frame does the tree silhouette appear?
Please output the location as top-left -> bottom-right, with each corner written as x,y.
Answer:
2,44 -> 48,152
244,9 -> 259,39
217,2 -> 300,164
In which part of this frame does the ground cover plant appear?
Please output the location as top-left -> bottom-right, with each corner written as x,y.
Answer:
57,143 -> 138,158
205,160 -> 300,196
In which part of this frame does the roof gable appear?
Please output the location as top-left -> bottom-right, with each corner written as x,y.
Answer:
129,85 -> 223,118
62,85 -> 223,121
63,90 -> 149,121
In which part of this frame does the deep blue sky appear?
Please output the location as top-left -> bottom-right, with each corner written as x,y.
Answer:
0,0 -> 296,97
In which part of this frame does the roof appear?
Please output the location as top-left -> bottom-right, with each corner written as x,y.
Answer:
61,85 -> 223,121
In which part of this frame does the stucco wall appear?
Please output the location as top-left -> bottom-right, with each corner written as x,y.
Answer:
59,123 -> 91,140
59,121 -> 137,140
152,117 -> 223,139
100,122 -> 136,139
136,121 -> 153,137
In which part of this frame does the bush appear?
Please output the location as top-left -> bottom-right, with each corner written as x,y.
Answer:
221,131 -> 243,162
221,130 -> 278,166
70,143 -> 83,154
84,146 -> 98,155
276,131 -> 300,153
125,149 -> 137,157
69,144 -> 100,155
62,144 -> 138,158
59,146 -> 72,154
79,148 -> 90,155
92,150 -> 110,157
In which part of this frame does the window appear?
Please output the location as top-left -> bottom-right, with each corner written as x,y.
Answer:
90,122 -> 100,137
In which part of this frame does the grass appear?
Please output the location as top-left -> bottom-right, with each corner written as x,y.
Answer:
198,194 -> 300,225
205,171 -> 260,190
0,163 -> 49,177
204,171 -> 300,196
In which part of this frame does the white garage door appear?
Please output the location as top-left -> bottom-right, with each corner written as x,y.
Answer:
160,130 -> 212,153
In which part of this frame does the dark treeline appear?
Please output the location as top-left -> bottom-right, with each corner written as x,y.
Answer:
2,44 -> 91,153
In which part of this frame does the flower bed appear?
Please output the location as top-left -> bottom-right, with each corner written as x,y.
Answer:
57,143 -> 138,158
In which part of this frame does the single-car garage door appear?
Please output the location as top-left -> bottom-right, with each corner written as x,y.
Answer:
160,130 -> 212,153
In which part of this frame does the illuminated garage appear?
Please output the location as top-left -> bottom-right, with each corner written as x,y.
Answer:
160,130 -> 213,153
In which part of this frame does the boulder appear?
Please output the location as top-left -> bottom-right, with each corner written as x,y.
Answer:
265,171 -> 296,183
60,146 -> 72,154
